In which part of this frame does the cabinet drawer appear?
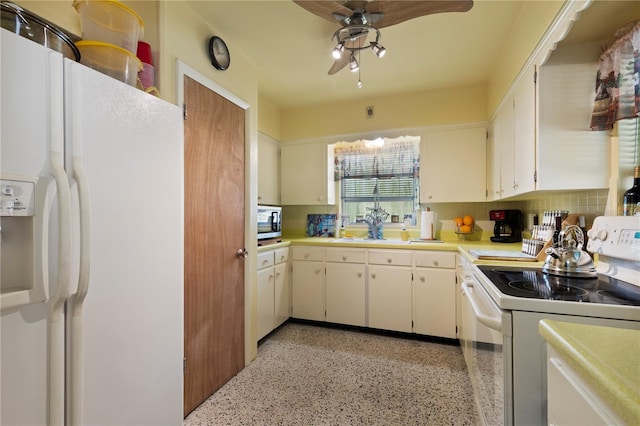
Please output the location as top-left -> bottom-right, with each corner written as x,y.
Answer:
368,249 -> 412,266
274,247 -> 289,264
326,248 -> 366,263
292,246 -> 325,261
257,251 -> 274,270
414,251 -> 456,269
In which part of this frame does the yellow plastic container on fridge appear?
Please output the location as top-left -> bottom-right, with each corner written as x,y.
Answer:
76,40 -> 142,86
73,0 -> 144,53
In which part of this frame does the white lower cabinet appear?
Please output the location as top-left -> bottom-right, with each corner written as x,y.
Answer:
368,249 -> 413,333
291,246 -> 325,321
413,251 -> 457,338
413,268 -> 456,338
257,251 -> 276,341
257,247 -> 290,341
325,248 -> 367,327
326,262 -> 366,326
546,346 -> 624,426
274,248 -> 290,329
368,265 -> 413,332
289,245 -> 457,338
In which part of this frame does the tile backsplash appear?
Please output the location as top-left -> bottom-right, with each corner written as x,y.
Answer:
281,189 -> 609,238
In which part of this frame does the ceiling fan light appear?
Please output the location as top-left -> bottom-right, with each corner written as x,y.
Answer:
332,43 -> 345,59
371,42 -> 386,58
357,80 -> 363,89
349,55 -> 359,73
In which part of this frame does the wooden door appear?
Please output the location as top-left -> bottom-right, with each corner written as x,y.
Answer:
183,76 -> 245,416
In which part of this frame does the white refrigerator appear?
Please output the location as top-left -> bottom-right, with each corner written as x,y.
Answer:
1,28 -> 184,425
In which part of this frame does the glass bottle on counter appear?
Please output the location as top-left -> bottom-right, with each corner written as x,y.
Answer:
552,215 -> 563,246
623,166 -> 640,216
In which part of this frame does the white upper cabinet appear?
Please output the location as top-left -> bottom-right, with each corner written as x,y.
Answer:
257,132 -> 280,205
512,64 -> 537,195
280,142 -> 335,205
420,126 -> 487,203
491,64 -> 537,200
536,59 -> 609,190
487,113 -> 501,202
499,94 -> 516,199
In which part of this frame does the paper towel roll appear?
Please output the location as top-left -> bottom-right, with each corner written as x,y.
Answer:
420,209 -> 436,240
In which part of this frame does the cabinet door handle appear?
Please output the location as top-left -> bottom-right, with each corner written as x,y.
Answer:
304,253 -> 310,259
315,268 -> 322,275
269,274 -> 274,281
342,255 -> 347,261
262,259 -> 269,266
420,276 -> 426,283
371,273 -> 376,279
276,272 -> 281,279
433,259 -> 439,266
387,257 -> 392,264
280,256 -> 286,262
357,272 -> 362,278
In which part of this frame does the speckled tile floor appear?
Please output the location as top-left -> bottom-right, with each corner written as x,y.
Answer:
184,322 -> 480,425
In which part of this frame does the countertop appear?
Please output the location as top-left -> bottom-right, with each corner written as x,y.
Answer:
273,237 -> 545,267
538,319 -> 640,425
256,240 -> 291,252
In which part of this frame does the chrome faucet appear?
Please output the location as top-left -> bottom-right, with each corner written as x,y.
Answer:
363,182 -> 388,240
362,218 -> 384,240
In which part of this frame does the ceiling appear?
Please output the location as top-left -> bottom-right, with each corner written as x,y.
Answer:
187,1 -> 639,110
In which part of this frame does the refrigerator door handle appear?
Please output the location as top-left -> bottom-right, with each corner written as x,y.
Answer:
71,157 -> 91,308
70,154 -> 91,426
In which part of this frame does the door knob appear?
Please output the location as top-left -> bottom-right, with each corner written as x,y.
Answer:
236,248 -> 248,258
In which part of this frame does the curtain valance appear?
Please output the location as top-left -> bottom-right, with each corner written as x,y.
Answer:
590,20 -> 640,131
333,136 -> 420,181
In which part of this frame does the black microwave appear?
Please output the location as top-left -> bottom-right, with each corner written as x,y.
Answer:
257,205 -> 282,240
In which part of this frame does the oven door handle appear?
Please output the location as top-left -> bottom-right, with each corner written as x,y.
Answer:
461,280 -> 503,332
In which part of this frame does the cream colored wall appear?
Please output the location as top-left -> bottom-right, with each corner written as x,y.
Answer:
281,84 -> 487,141
258,94 -> 281,141
486,1 -> 564,116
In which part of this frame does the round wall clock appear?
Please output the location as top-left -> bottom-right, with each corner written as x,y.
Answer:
208,36 -> 230,71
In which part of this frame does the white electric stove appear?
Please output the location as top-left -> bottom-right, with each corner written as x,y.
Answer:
460,216 -> 640,425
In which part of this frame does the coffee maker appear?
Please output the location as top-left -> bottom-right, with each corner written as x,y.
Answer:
490,209 -> 522,243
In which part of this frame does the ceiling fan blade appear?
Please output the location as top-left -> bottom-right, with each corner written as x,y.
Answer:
293,1 -> 354,23
328,54 -> 351,75
367,0 -> 474,28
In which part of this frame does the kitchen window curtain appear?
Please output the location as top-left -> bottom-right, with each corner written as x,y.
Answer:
590,20 -> 640,131
333,136 -> 420,182
334,136 -> 419,207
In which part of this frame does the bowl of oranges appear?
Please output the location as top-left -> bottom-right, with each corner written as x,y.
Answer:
454,215 -> 475,239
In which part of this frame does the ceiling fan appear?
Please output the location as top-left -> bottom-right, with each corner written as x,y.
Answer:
294,0 -> 474,76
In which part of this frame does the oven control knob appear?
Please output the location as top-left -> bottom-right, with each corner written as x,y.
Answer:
596,229 -> 608,241
587,227 -> 607,242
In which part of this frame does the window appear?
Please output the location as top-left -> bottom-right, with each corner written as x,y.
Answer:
334,136 -> 420,225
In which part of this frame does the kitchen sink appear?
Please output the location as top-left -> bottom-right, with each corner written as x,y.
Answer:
331,238 -> 412,245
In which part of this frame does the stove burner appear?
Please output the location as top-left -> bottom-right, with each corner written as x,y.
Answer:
507,280 -> 588,298
596,289 -> 640,305
507,280 -> 538,293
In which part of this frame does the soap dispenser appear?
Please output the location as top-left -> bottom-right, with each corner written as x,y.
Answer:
400,224 -> 409,241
